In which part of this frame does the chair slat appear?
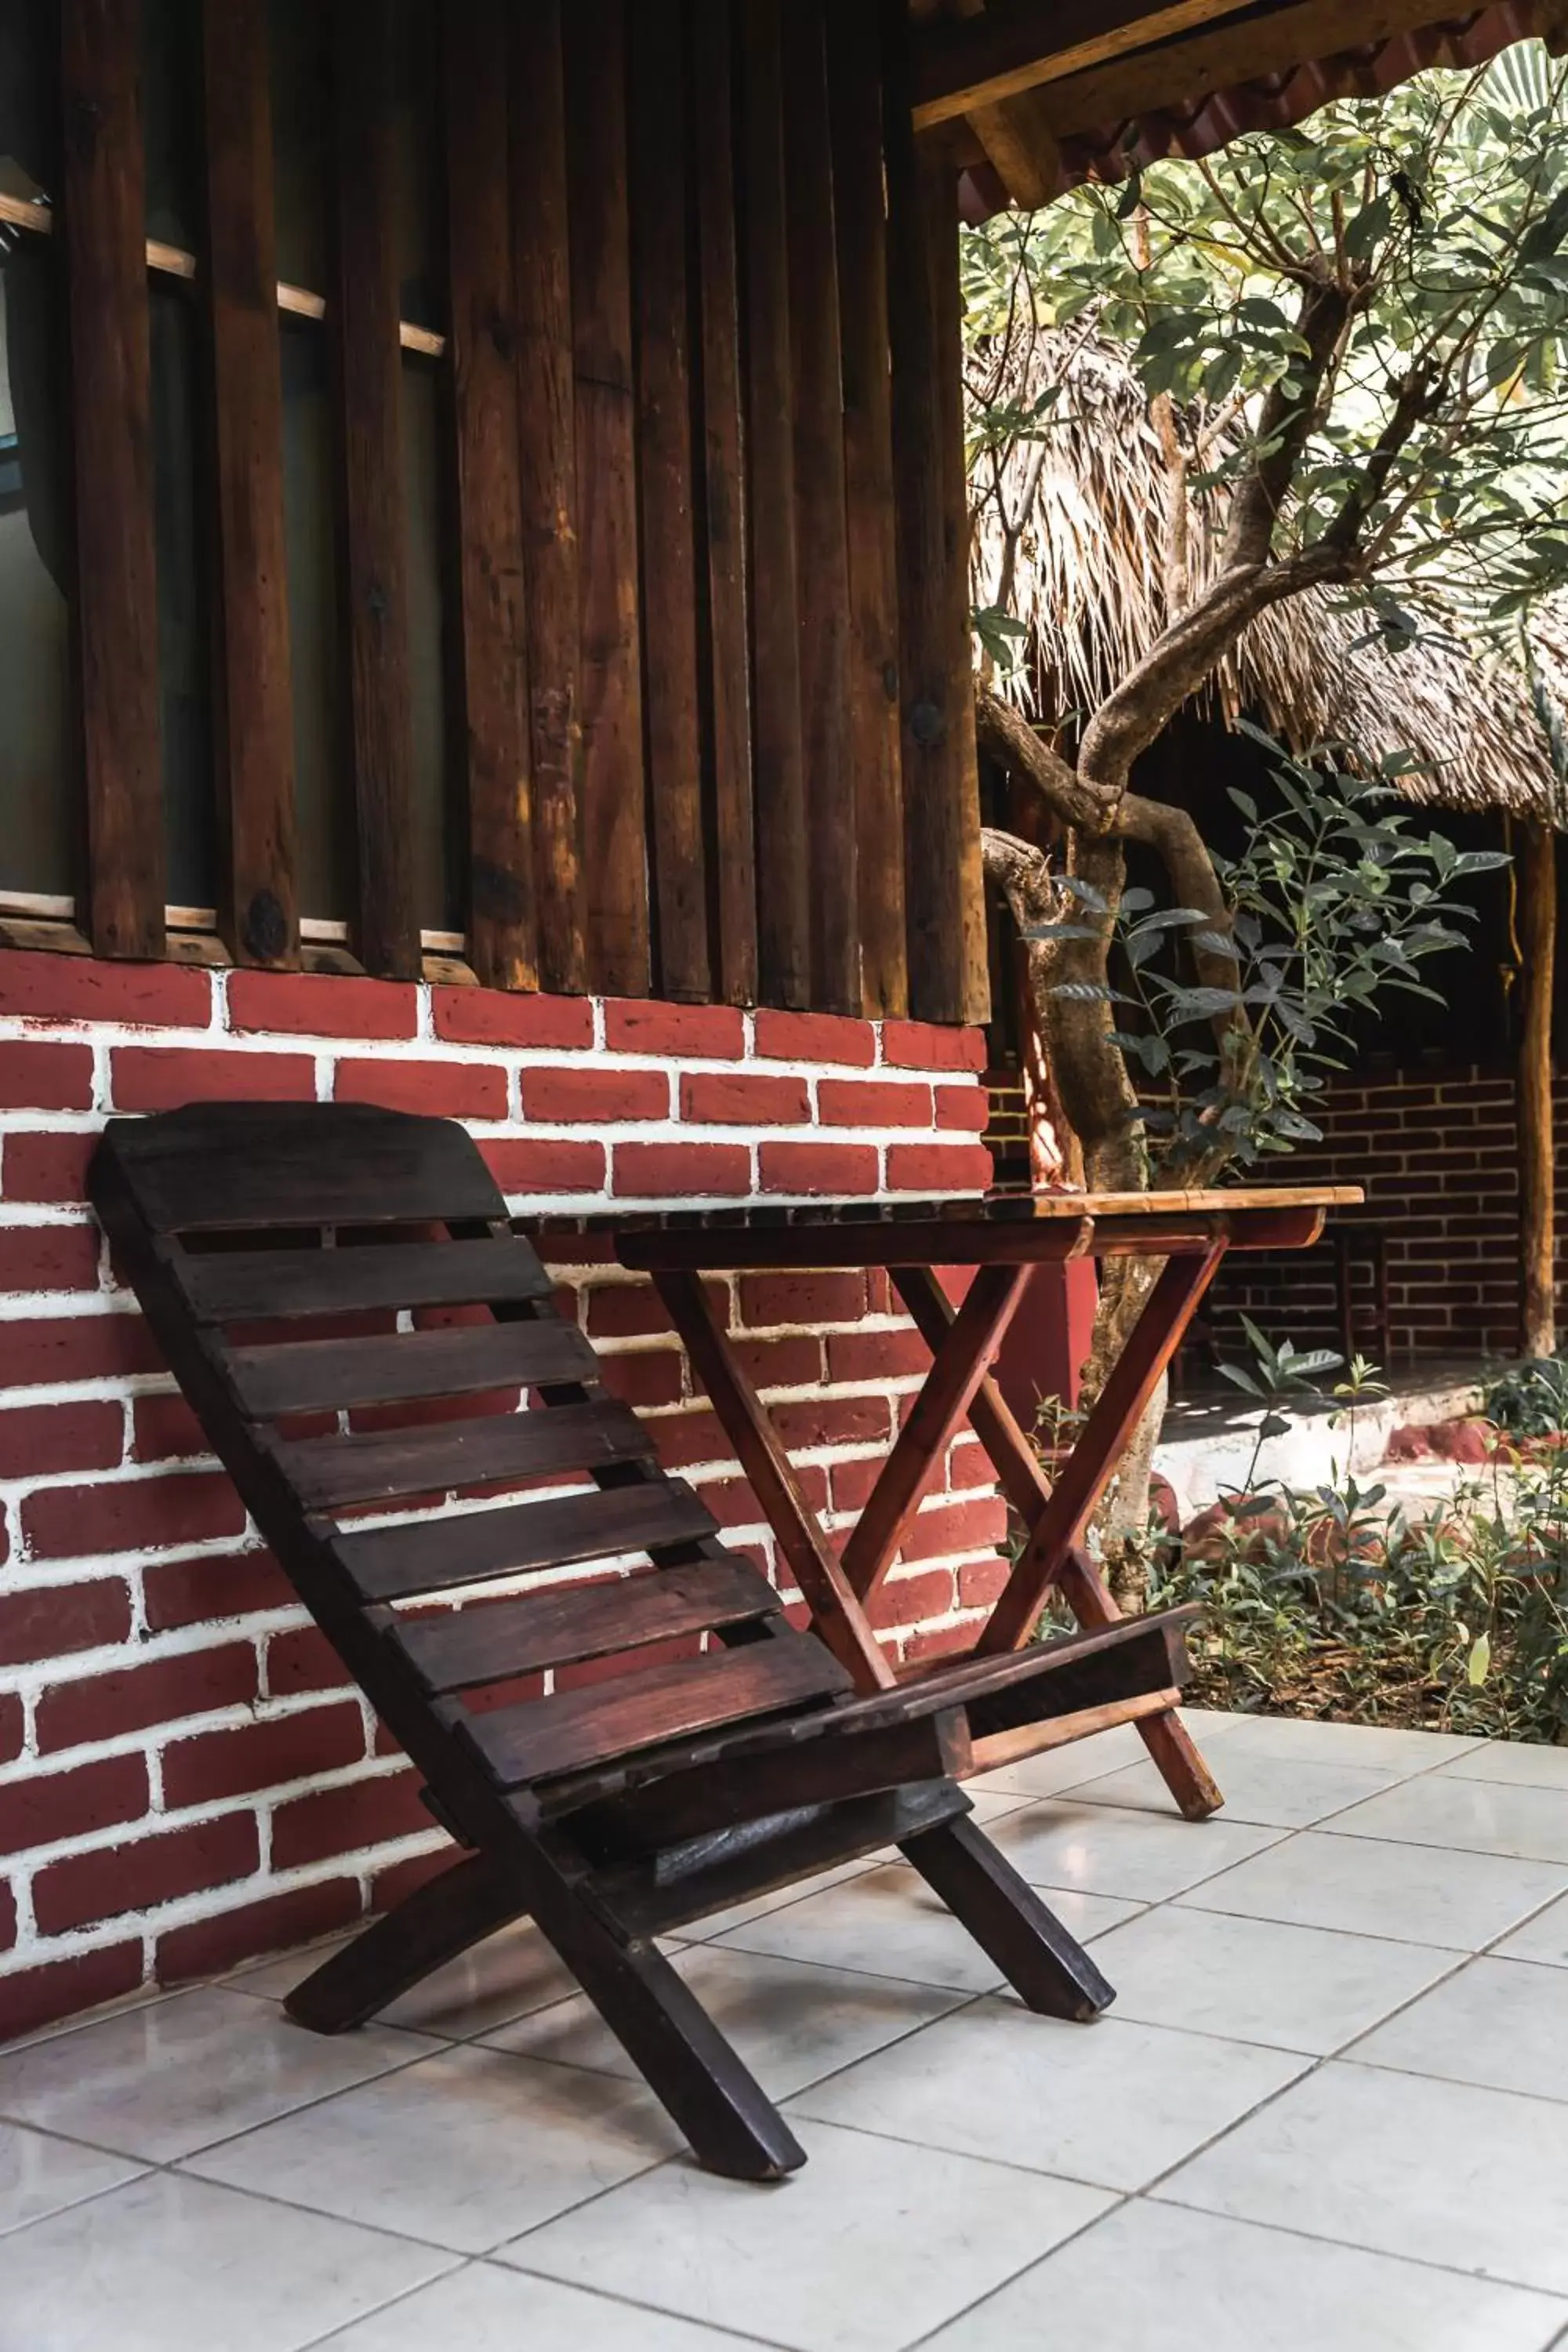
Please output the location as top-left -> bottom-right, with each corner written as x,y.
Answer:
229,1319 -> 597,1417
183,1236 -> 550,1323
274,1398 -> 654,1511
336,1479 -> 720,1603
390,1556 -> 781,1692
462,1632 -> 851,1788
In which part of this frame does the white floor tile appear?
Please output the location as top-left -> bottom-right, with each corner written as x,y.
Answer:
920,2198 -> 1568,2352
1439,1740 -> 1568,1792
317,2263 -> 768,2350
1495,1890 -> 1568,1968
1190,1714 -> 1483,1771
184,2042 -> 681,2253
1087,1904 -> 1459,2054
1180,1828 -> 1568,1949
482,1947 -> 966,2099
1345,1955 -> 1568,2100
1324,1772 -> 1568,1865
786,2001 -> 1303,2192
0,2119 -> 144,2238
505,2116 -> 1114,2352
0,2170 -> 453,2352
679,1857 -> 883,1940
1073,1747 -> 1405,1829
230,1918 -> 579,2040
0,1985 -> 433,2164
985,1798 -> 1283,1903
1161,2060 -> 1568,2295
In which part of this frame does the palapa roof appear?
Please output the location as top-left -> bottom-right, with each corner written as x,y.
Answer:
970,331 -> 1566,818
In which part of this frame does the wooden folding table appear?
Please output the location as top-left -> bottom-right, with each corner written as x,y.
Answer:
604,1184 -> 1361,1820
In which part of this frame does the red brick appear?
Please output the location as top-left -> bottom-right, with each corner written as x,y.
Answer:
700,1466 -> 827,1524
648,1409 -> 728,1470
758,1142 -> 878,1196
24,1472 -> 245,1561
0,1040 -> 94,1110
0,1755 -> 150,1857
935,1084 -> 990,1132
162,1703 -> 367,1809
434,987 -> 593,1049
886,1142 -> 993,1193
481,1137 -> 606,1195
335,1058 -> 508,1120
36,1643 -> 257,1755
521,1065 -> 667,1123
0,1578 -> 132,1668
739,1272 -> 868,1328
0,1941 -> 144,2044
871,1568 -> 956,1631
270,1769 -> 434,1871
585,1281 -> 674,1339
680,1071 -> 808,1125
900,1495 -> 1007,1563
0,949 -> 210,1029
0,1401 -> 122,1479
2,1131 -> 95,1204
958,1555 -> 1013,1608
227,968 -> 417,1039
830,1454 -> 885,1512
110,1047 -> 316,1112
754,1009 -> 875,1066
604,1000 -> 745,1058
33,1814 -> 260,1935
142,1546 -> 292,1631
0,1312 -> 163,1389
817,1079 -> 932,1127
0,1878 -> 13,1954
826,1327 -> 929,1381
0,1224 -> 103,1294
947,1439 -> 996,1490
881,1020 -> 986,1072
900,1620 -> 975,1664
596,1348 -> 684,1408
372,1844 -> 456,1915
130,1393 -> 207,1464
0,1693 -> 22,1766
735,1334 -> 822,1390
771,1400 -> 892,1471
264,1624 -> 350,1698
155,1875 -> 363,1987
613,1142 -> 750,1197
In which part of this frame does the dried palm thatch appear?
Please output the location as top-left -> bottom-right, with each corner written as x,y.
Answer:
970,330 -> 1565,818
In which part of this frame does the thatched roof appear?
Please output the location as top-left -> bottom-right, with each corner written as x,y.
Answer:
970,331 -> 1565,820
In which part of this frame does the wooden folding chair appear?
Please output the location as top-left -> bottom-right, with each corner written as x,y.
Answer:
91,1104 -> 1200,2177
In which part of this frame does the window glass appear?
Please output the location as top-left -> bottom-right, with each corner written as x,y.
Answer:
280,318 -> 350,921
401,357 -> 455,933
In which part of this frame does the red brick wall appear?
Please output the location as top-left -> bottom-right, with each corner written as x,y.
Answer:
0,951 -> 1001,2041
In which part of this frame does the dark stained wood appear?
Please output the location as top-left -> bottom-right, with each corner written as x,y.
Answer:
183,1236 -> 549,1324
689,2 -> 757,1007
782,1 -> 857,1014
739,0 -> 810,1008
1519,819 -> 1557,1357
275,1397 -> 653,1512
198,0 -> 297,971
442,0 -> 535,993
336,1476 -> 720,1603
628,4 -> 708,1002
511,0 -> 586,994
327,0 -> 419,981
901,1813 -> 1114,2018
910,0 -> 1259,126
463,1635 -> 851,1789
829,7 -> 907,1018
229,1317 -> 597,1421
562,0 -> 650,996
884,8 -> 989,1026
286,1849 -> 524,2034
391,1557 -> 780,1693
60,0 -> 163,961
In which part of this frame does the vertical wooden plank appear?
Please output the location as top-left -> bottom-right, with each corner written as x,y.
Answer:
562,0 -> 650,998
628,2 -> 708,1002
782,0 -> 857,1015
326,0 -> 419,981
60,0 -> 164,960
689,2 -> 757,1007
198,0 -> 296,970
884,6 -> 989,1027
739,0 -> 809,1009
512,0 -> 586,995
442,0 -> 535,993
1519,818 -> 1557,1357
829,7 -> 908,1019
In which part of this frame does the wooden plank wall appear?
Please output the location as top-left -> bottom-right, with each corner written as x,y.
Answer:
48,0 -> 986,1025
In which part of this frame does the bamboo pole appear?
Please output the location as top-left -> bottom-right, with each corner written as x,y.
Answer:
1519,818 -> 1558,1359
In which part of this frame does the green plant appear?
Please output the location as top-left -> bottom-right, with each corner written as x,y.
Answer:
1484,1352 -> 1568,1437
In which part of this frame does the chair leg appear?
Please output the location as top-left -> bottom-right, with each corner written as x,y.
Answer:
899,1815 -> 1115,2022
286,1849 -> 527,2034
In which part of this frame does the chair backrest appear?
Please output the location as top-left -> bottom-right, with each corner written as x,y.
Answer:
90,1104 -> 848,1812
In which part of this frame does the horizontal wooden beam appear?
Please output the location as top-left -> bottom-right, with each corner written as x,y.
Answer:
911,0 -> 1260,128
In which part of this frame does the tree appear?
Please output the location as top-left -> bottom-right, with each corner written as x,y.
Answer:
964,43 -> 1568,1559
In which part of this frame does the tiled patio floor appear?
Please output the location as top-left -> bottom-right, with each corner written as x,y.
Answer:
6,1708 -> 1568,2351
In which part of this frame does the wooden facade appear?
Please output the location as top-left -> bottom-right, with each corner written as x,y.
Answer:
0,0 -> 989,1026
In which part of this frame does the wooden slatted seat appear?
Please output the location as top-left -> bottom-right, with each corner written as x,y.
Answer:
90,1102 -> 1201,2180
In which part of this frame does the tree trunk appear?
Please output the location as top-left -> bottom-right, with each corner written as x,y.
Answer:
1519,818 -> 1558,1360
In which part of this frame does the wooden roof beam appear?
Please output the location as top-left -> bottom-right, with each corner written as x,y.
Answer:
911,0 -> 1263,129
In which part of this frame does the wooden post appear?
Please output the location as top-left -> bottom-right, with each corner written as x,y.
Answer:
1519,818 -> 1558,1359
